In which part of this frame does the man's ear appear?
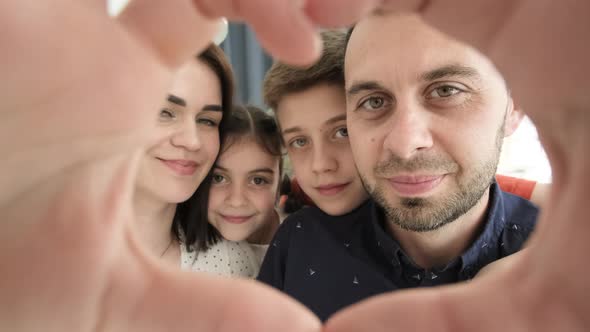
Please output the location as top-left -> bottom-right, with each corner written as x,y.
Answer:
504,97 -> 525,137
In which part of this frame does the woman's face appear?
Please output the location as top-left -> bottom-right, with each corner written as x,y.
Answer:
136,60 -> 223,203
207,139 -> 280,242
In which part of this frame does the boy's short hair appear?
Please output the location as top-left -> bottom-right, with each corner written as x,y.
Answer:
263,30 -> 347,110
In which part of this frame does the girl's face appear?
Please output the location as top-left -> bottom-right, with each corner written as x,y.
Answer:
207,138 -> 280,242
136,60 -> 223,203
277,83 -> 369,215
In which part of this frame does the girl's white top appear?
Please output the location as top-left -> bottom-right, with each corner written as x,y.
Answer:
180,239 -> 268,278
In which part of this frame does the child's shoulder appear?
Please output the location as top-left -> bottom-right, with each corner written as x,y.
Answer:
282,205 -> 330,227
282,198 -> 372,227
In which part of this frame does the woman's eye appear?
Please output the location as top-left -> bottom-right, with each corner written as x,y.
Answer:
159,108 -> 175,119
197,118 -> 218,127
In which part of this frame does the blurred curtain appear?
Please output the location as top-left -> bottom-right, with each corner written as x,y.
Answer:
221,23 -> 273,107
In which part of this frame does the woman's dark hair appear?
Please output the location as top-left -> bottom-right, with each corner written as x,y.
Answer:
172,43 -> 235,252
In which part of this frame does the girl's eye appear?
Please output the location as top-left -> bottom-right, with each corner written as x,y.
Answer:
212,174 -> 226,184
251,177 -> 270,186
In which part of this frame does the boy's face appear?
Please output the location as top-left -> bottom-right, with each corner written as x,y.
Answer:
277,83 -> 369,215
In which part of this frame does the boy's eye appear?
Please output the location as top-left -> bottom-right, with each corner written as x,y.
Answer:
334,127 -> 348,138
290,138 -> 308,149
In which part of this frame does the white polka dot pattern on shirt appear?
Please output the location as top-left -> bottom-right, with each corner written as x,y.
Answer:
179,239 -> 261,278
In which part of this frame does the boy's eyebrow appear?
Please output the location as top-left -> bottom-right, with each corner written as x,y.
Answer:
282,114 -> 347,136
324,114 -> 347,126
282,126 -> 302,136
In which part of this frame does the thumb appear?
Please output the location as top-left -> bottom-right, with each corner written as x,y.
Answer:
102,241 -> 322,331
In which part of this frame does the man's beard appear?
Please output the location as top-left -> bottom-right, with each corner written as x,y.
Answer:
363,124 -> 504,232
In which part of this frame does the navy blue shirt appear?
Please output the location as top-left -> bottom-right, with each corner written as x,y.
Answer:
257,183 -> 538,321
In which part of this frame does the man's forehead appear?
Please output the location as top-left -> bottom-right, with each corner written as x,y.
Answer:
347,14 -> 435,54
345,14 -> 495,86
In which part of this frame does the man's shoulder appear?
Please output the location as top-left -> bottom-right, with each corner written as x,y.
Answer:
498,189 -> 539,229
496,189 -> 539,253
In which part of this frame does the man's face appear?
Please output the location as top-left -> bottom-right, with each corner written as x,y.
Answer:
345,14 -> 522,232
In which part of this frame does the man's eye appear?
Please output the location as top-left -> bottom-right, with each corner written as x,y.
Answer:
428,86 -> 462,98
360,97 -> 385,110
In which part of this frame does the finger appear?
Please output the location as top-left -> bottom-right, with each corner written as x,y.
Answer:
191,0 -> 242,19
118,0 -> 222,68
378,0 -> 518,54
419,0 -> 519,53
377,0 -> 430,13
0,1 -> 167,205
88,0 -> 110,14
325,289 -> 456,332
325,277 -> 529,332
194,0 -> 321,65
103,249 -> 322,332
304,0 -> 380,27
248,0 -> 322,66
0,154 -> 138,331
